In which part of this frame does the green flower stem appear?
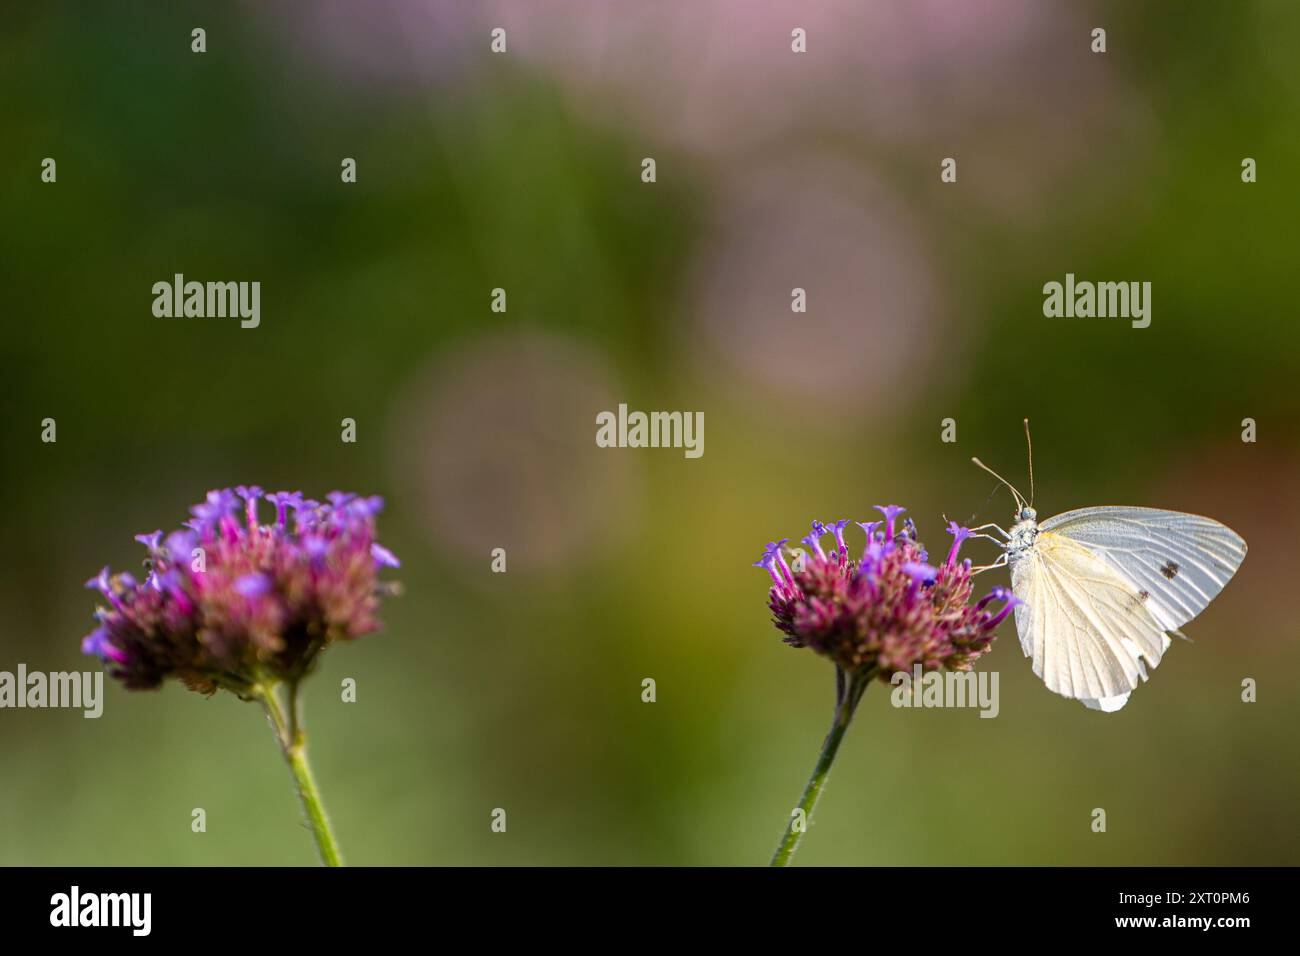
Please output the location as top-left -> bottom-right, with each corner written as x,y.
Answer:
769,668 -> 875,867
258,681 -> 344,867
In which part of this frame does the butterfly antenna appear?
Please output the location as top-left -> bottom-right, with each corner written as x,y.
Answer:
961,483 -> 1002,526
971,457 -> 1027,510
1023,418 -> 1035,507
977,483 -> 1002,523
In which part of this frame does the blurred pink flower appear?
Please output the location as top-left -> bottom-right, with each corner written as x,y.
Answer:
467,0 -> 1119,161
691,158 -> 945,417
262,0 -> 1150,222
388,329 -> 642,578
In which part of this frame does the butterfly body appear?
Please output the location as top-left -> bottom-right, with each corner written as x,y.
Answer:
1004,508 -> 1040,564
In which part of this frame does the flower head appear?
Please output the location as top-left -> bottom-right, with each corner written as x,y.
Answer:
756,508 -> 1013,679
81,487 -> 399,695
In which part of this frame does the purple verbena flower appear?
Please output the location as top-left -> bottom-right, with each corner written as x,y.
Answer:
81,486 -> 399,695
757,506 -> 1014,680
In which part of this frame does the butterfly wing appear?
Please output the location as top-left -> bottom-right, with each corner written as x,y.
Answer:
1011,530 -> 1172,711
1040,506 -> 1247,633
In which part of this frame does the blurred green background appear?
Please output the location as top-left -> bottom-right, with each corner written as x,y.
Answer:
2,1 -> 1298,865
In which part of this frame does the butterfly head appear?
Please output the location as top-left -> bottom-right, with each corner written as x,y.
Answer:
1018,506 -> 1037,522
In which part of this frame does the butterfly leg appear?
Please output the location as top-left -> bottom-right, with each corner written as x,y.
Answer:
968,522 -> 1011,539
969,552 -> 1009,575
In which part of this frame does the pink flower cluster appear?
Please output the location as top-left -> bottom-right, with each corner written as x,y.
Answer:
83,487 -> 399,694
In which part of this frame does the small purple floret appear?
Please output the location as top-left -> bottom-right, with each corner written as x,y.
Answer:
134,530 -> 164,552
829,519 -> 852,557
235,573 -> 272,597
874,505 -> 906,541
902,561 -> 938,585
802,522 -> 828,561
945,521 -> 974,568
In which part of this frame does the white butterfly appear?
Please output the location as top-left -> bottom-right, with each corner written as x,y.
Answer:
969,423 -> 1247,712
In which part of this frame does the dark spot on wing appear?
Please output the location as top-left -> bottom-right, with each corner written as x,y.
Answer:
1126,589 -> 1152,612
1160,561 -> 1179,580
